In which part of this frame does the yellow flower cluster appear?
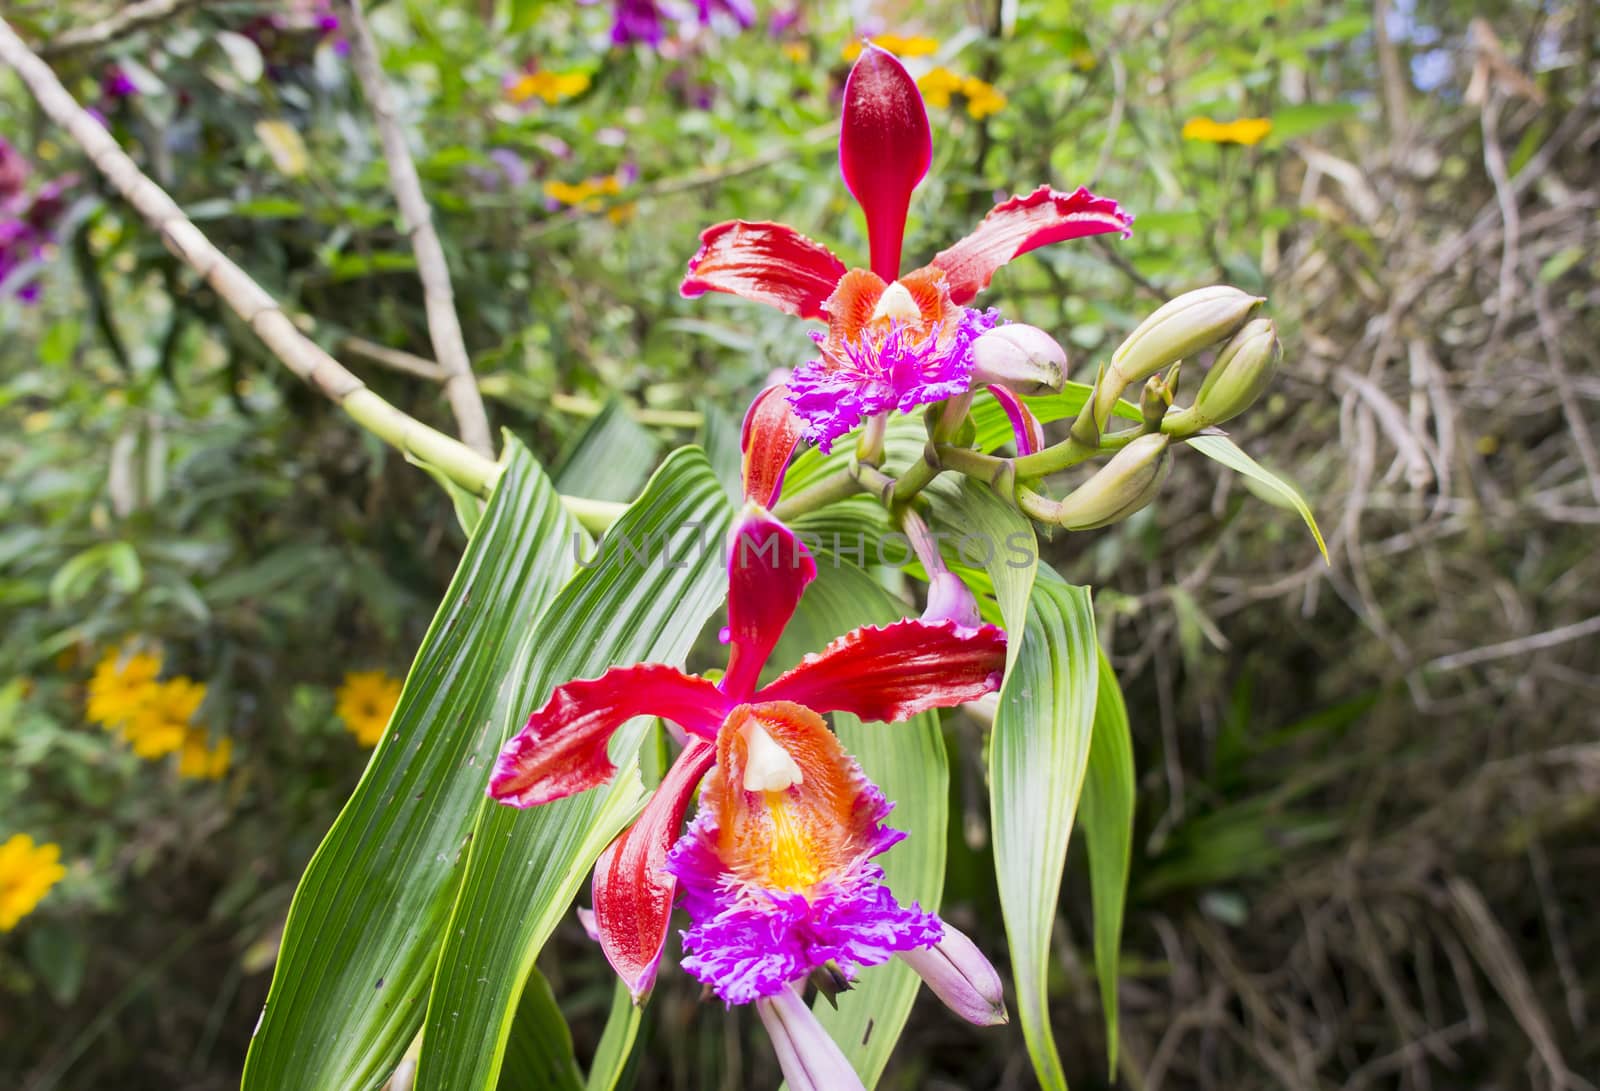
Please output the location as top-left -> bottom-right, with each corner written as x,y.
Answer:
86,646 -> 232,779
1181,116 -> 1273,146
917,68 -> 1008,119
505,69 -> 591,106
542,171 -> 634,222
1,833 -> 67,932
336,670 -> 403,747
842,35 -> 939,60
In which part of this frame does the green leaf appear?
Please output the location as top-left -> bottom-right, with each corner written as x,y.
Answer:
584,980 -> 643,1091
243,438 -> 580,1091
556,399 -> 662,503
699,399 -> 743,505
417,447 -> 735,1091
777,554 -> 948,1087
989,574 -> 1100,1091
1079,650 -> 1135,1076
1187,434 -> 1327,560
926,477 -> 1038,669
496,970 -> 584,1091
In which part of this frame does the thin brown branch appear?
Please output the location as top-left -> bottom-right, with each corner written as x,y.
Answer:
0,14 -> 499,498
337,0 -> 493,457
38,0 -> 206,58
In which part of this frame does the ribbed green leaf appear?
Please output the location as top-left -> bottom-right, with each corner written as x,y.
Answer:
584,980 -> 643,1091
926,477 -> 1038,669
1187,434 -> 1327,559
496,970 -> 584,1091
417,447 -> 735,1091
699,399 -> 742,505
776,555 -> 948,1087
243,438 -> 580,1091
990,574 -> 1099,1091
1080,649 -> 1135,1076
556,398 -> 662,502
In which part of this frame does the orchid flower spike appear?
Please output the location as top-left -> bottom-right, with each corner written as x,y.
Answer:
681,43 -> 1132,452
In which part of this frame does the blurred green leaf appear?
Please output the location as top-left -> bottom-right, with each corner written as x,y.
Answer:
555,399 -> 662,503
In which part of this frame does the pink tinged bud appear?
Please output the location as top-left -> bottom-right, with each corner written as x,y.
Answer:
1108,286 -> 1263,390
922,571 -> 983,631
970,323 -> 1067,395
899,923 -> 1008,1026
1053,433 -> 1172,530
755,983 -> 868,1091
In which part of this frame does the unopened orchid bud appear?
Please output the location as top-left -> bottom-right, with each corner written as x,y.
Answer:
971,324 -> 1068,396
923,571 -> 984,631
1052,433 -> 1172,530
1167,317 -> 1281,435
755,983 -> 867,1091
899,924 -> 1008,1026
1107,286 -> 1263,394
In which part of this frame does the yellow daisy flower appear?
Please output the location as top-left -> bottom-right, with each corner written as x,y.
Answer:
843,35 -> 939,61
961,76 -> 1007,119
177,728 -> 233,780
506,69 -> 591,106
1181,116 -> 1273,146
337,671 -> 403,747
0,834 -> 68,932
86,646 -> 163,729
123,677 -> 206,759
917,67 -> 965,109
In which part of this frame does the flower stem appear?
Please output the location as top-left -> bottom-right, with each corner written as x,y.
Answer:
771,469 -> 863,521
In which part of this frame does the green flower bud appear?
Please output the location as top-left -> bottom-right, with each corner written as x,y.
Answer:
1165,318 -> 1281,436
1053,433 -> 1172,530
1198,317 -> 1280,421
1108,286 -> 1264,389
970,324 -> 1068,395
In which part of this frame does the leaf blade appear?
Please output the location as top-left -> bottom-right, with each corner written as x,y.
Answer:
242,438 -> 579,1091
989,574 -> 1100,1091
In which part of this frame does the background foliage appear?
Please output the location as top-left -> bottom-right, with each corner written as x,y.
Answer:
2,0 -> 1596,1088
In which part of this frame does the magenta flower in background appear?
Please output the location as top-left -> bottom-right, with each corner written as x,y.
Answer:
0,141 -> 75,305
100,65 -> 139,101
681,44 -> 1134,451
586,0 -> 755,47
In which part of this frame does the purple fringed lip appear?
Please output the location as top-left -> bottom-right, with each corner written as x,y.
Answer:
786,305 -> 1001,452
662,702 -> 945,1004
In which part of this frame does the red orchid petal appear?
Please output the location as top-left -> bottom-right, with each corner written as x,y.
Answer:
840,44 -> 932,282
680,221 -> 847,320
489,665 -> 729,808
756,617 -> 1007,722
722,508 -> 816,700
592,740 -> 717,999
988,385 -> 1045,455
931,185 -> 1135,304
741,386 -> 806,507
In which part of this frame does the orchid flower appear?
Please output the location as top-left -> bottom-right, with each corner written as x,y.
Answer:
488,419 -> 1009,1085
681,43 -> 1133,452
